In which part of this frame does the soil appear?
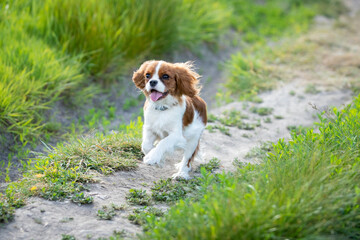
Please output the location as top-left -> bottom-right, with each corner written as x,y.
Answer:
1,2 -> 359,239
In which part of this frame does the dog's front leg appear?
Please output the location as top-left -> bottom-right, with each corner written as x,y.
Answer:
142,127 -> 157,155
144,132 -> 185,165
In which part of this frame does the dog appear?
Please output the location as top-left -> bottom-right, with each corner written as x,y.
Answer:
132,60 -> 207,179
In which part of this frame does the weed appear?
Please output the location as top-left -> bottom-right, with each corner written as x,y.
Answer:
225,53 -> 275,98
250,107 -> 273,116
61,234 -> 76,240
206,125 -> 231,136
71,192 -> 93,205
249,96 -> 263,103
305,84 -> 321,94
60,217 -> 74,223
196,158 -> 220,173
232,158 -> 249,168
241,133 -> 252,138
274,115 -> 284,119
128,207 -> 164,227
287,125 -> 312,135
207,114 -> 218,123
97,204 -> 123,220
264,117 -> 272,123
126,189 -> 151,206
151,178 -> 202,203
245,141 -> 273,161
289,90 -> 296,96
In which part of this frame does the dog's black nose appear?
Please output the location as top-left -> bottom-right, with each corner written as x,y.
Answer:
149,80 -> 157,87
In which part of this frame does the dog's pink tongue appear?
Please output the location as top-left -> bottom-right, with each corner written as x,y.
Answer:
150,91 -> 163,101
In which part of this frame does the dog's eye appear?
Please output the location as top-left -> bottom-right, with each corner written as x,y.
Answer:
146,73 -> 151,79
162,74 -> 169,80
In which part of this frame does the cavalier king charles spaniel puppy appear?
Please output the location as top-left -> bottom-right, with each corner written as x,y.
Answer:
132,60 -> 207,179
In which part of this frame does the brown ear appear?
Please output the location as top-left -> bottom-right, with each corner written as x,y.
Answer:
132,61 -> 152,89
175,61 -> 201,97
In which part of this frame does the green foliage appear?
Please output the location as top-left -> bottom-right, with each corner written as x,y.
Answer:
206,124 -> 231,136
141,95 -> 360,239
225,53 -> 275,98
7,0 -> 229,80
245,141 -> 273,161
287,125 -> 312,135
0,119 -> 143,222
207,109 -> 260,134
151,178 -> 202,203
61,234 -> 76,240
225,0 -> 316,43
222,0 -> 344,99
71,192 -> 93,205
128,207 -> 164,227
0,21 -> 85,142
97,204 -> 124,220
196,158 -> 220,173
126,189 -> 151,206
250,107 -> 274,116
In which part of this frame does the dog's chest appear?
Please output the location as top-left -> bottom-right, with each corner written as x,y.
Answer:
144,105 -> 184,137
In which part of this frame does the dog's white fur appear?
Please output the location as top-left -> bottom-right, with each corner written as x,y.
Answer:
133,60 -> 206,179
142,95 -> 205,179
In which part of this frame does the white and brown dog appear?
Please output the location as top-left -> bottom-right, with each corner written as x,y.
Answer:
132,60 -> 207,179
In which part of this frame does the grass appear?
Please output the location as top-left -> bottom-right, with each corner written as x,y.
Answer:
221,0 -> 346,101
250,106 -> 274,116
126,189 -> 151,206
128,207 -> 164,227
0,22 -> 87,143
97,204 -> 124,220
207,109 -> 261,134
0,118 -> 143,222
151,178 -> 203,203
195,158 -> 220,173
206,124 -> 231,136
245,141 -> 274,161
140,94 -> 360,239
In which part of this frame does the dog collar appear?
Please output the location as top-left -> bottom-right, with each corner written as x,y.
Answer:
155,105 -> 168,111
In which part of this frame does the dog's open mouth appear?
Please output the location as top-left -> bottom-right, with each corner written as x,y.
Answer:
150,90 -> 168,102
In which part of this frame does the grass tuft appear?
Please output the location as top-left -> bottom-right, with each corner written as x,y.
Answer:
126,189 -> 151,206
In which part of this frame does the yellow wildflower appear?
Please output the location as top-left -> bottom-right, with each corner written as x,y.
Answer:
35,174 -> 44,178
30,186 -> 37,191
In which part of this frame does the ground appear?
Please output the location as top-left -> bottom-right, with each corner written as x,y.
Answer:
0,2 -> 359,239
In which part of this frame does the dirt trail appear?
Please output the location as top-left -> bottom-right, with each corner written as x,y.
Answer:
1,5 -> 359,240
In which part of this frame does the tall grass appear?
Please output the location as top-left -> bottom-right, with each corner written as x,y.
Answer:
142,95 -> 360,239
0,0 -> 230,143
0,20 -> 85,142
14,0 -> 230,80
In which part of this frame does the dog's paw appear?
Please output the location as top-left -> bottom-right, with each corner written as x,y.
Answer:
141,143 -> 154,155
172,170 -> 190,180
143,149 -> 161,165
174,162 -> 182,170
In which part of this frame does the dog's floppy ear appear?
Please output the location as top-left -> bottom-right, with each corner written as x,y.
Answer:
132,61 -> 151,89
175,61 -> 201,97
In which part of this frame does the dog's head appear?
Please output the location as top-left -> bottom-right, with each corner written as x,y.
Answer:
132,60 -> 200,102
